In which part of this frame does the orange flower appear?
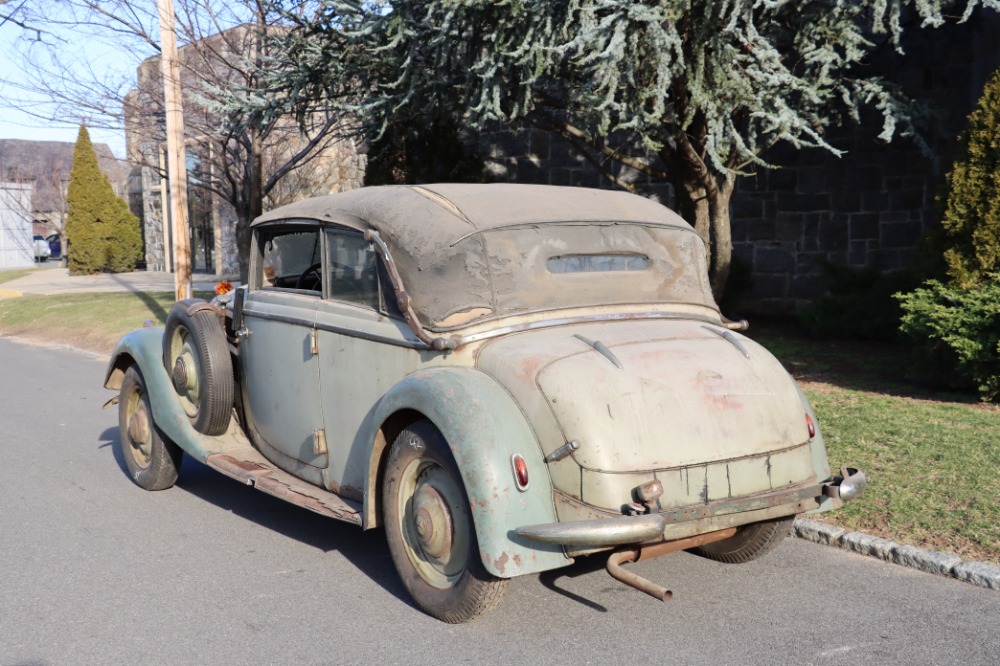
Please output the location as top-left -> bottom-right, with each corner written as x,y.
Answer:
215,280 -> 233,295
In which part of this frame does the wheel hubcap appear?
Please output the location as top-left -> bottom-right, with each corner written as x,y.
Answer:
398,458 -> 470,589
169,328 -> 201,418
413,484 -> 453,560
126,400 -> 153,468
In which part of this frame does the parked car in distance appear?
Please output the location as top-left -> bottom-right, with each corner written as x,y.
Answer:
104,184 -> 866,623
46,234 -> 61,258
33,234 -> 50,262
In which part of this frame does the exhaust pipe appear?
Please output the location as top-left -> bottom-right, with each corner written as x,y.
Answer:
605,527 -> 738,602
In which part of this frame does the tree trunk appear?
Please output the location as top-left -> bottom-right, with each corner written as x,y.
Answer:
236,211 -> 253,283
237,129 -> 265,283
673,176 -> 735,301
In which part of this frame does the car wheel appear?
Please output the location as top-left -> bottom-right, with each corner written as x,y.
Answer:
118,365 -> 183,490
383,420 -> 508,623
163,301 -> 233,436
689,517 -> 794,563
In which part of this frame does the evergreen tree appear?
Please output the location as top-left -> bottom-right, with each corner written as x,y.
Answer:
65,126 -> 142,275
262,0 -> 998,296
939,68 -> 1000,287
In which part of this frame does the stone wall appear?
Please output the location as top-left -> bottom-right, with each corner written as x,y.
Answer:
731,13 -> 1000,313
474,12 -> 1000,314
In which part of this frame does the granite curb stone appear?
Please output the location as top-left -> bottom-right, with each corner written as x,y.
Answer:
794,518 -> 1000,590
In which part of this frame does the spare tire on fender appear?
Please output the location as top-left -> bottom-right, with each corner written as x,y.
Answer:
163,299 -> 233,436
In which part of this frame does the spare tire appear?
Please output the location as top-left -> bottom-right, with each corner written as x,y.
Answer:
163,299 -> 233,435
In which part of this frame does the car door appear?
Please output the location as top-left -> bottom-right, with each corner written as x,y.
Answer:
240,222 -> 327,485
314,226 -> 423,499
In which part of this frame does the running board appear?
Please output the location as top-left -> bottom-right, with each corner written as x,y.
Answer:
206,451 -> 362,525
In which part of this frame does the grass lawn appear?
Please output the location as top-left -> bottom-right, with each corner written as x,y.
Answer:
0,291 -> 211,354
751,322 -> 1000,564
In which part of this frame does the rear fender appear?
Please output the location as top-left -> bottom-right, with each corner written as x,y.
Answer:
104,327 -> 214,462
793,379 -> 839,514
367,367 -> 571,578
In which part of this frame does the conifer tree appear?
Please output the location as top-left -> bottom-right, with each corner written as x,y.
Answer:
939,68 -> 1000,287
263,0 -> 999,296
65,126 -> 142,275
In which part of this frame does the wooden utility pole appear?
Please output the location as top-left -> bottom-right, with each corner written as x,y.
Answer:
157,0 -> 192,301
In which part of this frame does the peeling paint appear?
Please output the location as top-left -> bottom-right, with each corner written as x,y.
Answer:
493,551 -> 510,575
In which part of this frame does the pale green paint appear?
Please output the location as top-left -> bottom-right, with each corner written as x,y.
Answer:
368,367 -> 571,578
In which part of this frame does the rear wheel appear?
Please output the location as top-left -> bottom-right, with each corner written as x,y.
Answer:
118,365 -> 182,490
382,420 -> 508,623
689,517 -> 794,563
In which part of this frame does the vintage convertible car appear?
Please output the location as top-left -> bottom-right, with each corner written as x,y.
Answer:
104,184 -> 865,622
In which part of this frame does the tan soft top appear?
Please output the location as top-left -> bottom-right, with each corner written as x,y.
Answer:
254,184 -> 718,330
253,183 -> 689,236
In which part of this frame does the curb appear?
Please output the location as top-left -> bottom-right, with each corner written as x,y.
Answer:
793,518 -> 1000,591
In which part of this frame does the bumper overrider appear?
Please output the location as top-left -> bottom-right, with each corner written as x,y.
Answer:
516,467 -> 866,548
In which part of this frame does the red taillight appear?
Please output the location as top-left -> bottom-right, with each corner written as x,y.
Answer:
511,454 -> 529,491
806,413 -> 816,439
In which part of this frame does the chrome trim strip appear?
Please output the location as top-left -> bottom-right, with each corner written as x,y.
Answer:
314,320 -> 427,350
573,440 -> 812,474
243,307 -> 429,350
574,334 -> 624,369
242,308 -> 314,328
455,311 -> 726,345
702,324 -> 750,358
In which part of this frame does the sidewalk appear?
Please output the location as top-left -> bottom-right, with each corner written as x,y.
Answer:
0,266 -> 229,298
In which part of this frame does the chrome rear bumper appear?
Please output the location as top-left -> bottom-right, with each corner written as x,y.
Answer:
516,469 -> 865,548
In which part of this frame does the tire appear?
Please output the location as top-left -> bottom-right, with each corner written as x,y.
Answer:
689,517 -> 794,564
118,365 -> 183,490
382,420 -> 508,623
163,301 -> 233,436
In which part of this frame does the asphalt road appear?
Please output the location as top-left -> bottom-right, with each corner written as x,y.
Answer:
1,337 -> 998,666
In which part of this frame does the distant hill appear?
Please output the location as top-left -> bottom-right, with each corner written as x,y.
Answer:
0,139 -> 127,214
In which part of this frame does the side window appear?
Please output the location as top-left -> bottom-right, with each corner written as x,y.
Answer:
325,229 -> 380,309
258,228 -> 323,293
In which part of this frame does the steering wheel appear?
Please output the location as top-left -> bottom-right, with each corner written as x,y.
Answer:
295,261 -> 368,303
295,263 -> 323,291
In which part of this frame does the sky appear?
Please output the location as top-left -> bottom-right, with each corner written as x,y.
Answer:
0,108 -> 127,159
0,4 -> 146,160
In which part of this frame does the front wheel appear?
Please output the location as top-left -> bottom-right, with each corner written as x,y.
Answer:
689,517 -> 793,563
382,420 -> 508,623
118,365 -> 183,490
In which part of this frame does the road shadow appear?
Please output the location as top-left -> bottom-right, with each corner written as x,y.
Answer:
99,423 -> 622,615
98,425 -> 411,607
108,273 -> 170,323
537,556 -> 610,613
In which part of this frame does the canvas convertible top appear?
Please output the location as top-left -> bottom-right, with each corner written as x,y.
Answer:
254,184 -> 719,330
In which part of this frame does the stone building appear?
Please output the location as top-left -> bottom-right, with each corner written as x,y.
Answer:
125,25 -> 366,277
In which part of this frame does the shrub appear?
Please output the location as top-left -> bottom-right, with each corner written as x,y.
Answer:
938,68 -> 1000,287
65,126 -> 142,275
798,262 -> 919,341
896,279 -> 1000,401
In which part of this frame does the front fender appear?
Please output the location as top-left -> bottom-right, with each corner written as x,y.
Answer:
368,367 -> 571,578
104,327 -> 214,462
